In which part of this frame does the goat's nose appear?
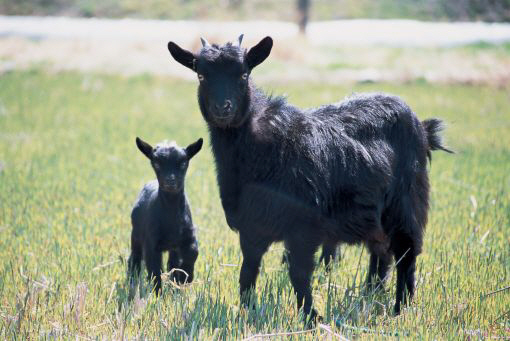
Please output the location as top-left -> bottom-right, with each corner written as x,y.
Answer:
223,100 -> 232,110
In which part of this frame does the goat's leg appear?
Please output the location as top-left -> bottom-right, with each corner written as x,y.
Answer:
168,249 -> 182,283
128,240 -> 142,282
319,240 -> 339,269
389,172 -> 426,315
285,236 -> 319,321
144,248 -> 163,295
392,233 -> 416,315
284,241 -> 339,269
127,240 -> 143,299
177,238 -> 199,284
366,252 -> 391,292
168,250 -> 182,272
390,186 -> 425,315
239,234 -> 270,308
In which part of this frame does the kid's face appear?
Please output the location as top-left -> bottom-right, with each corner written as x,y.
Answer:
136,137 -> 202,193
151,147 -> 188,193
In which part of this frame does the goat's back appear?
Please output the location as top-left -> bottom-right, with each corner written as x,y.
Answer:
240,93 -> 427,229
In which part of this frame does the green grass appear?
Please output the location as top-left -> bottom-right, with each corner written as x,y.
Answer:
0,70 -> 509,339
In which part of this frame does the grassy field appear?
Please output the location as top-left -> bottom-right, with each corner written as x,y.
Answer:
0,70 -> 509,339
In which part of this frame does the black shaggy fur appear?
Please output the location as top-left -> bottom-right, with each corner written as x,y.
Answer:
168,36 -> 452,317
128,137 -> 203,294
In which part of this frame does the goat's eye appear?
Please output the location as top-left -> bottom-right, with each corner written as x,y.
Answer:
241,73 -> 248,80
198,74 -> 204,81
181,163 -> 187,170
153,163 -> 160,171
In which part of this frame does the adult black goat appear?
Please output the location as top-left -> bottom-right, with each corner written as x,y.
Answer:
168,35 -> 452,318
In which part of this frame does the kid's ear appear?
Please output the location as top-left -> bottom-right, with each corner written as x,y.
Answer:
185,138 -> 203,160
136,137 -> 153,160
246,36 -> 273,70
168,41 -> 197,72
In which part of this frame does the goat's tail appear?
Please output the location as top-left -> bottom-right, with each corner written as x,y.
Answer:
422,118 -> 454,162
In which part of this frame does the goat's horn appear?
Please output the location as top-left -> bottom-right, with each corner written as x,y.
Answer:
237,34 -> 244,47
200,37 -> 210,47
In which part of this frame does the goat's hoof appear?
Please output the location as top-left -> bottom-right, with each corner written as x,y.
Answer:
304,309 -> 322,326
393,304 -> 401,316
241,301 -> 257,312
170,270 -> 191,285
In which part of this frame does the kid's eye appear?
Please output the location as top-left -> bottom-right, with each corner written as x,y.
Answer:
181,163 -> 187,170
153,163 -> 160,170
198,74 -> 204,81
241,73 -> 248,80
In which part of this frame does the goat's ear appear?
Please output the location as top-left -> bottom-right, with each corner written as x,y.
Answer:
185,138 -> 203,160
246,36 -> 273,69
136,137 -> 153,160
168,42 -> 196,72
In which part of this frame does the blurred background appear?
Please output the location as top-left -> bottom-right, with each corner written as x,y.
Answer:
1,0 -> 510,84
2,0 -> 510,22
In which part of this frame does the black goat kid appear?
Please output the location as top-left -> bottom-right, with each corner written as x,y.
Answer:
128,137 -> 203,294
168,36 -> 452,318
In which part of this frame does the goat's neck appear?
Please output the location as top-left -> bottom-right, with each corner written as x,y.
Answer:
158,188 -> 186,211
205,85 -> 271,220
